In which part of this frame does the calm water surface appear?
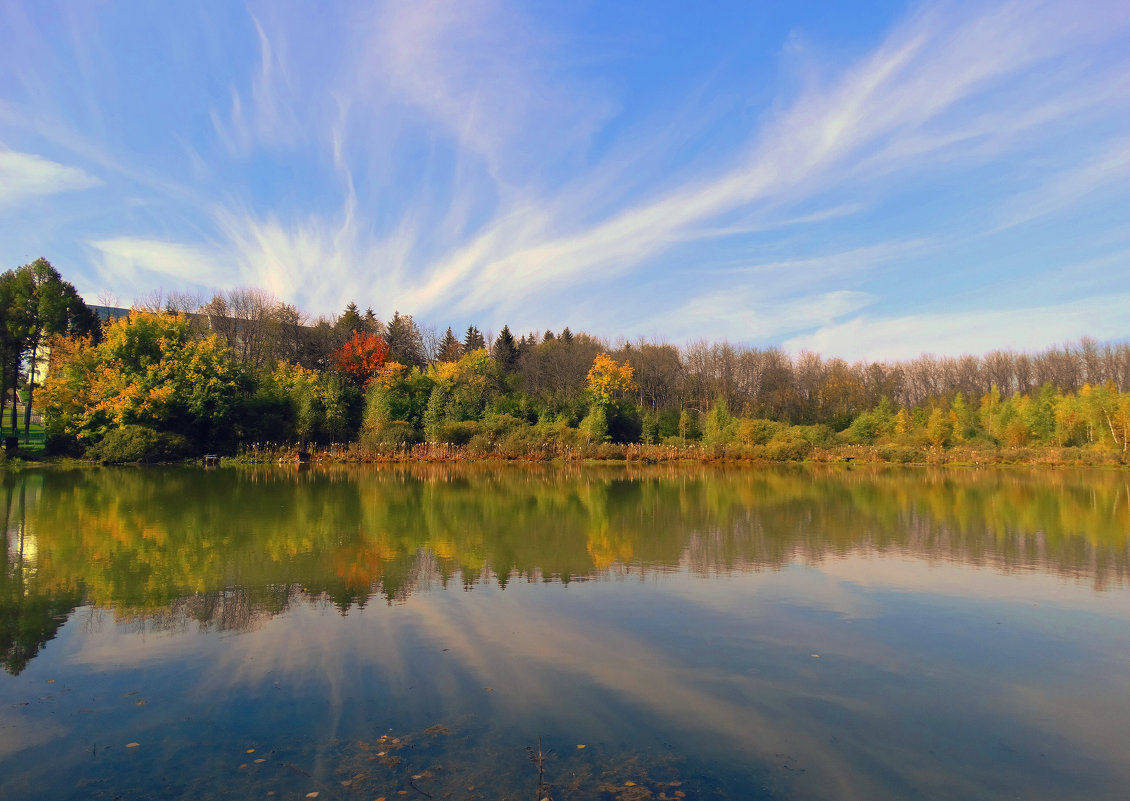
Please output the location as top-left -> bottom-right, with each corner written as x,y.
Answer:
2,464 -> 1129,800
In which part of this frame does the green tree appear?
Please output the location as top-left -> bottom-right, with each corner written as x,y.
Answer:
437,327 -> 462,362
385,311 -> 427,368
335,302 -> 363,337
362,362 -> 435,435
1,259 -> 100,435
703,397 -> 736,445
980,384 -> 1002,441
264,360 -> 360,444
950,392 -> 976,441
492,325 -> 519,373
463,325 -> 485,352
580,404 -> 608,443
1024,382 -> 1057,444
678,409 -> 701,443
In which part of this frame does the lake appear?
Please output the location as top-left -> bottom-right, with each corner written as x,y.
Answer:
2,464 -> 1129,800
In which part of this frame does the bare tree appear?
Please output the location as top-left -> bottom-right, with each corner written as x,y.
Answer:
201,288 -> 283,370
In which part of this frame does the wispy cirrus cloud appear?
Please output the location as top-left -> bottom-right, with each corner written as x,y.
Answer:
785,293 -> 1130,362
209,15 -> 299,157
377,0 -> 1130,329
89,237 -> 225,290
992,138 -> 1130,231
0,147 -> 99,205
5,0 -> 1130,356
358,0 -> 617,180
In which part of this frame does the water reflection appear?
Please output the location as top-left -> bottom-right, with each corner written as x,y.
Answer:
3,464 -> 1130,650
3,465 -> 1130,799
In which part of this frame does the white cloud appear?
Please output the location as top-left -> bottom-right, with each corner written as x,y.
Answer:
380,0 -> 1130,325
992,138 -> 1130,231
20,0 -> 1130,349
675,289 -> 875,344
0,148 -> 99,205
89,237 -> 226,293
361,0 -> 615,179
784,294 -> 1130,362
209,14 -> 299,156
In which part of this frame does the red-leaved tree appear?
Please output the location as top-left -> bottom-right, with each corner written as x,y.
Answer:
331,330 -> 390,386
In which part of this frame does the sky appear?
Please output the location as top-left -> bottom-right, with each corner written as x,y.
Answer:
1,0 -> 1129,362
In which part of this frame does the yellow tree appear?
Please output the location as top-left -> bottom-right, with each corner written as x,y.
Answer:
41,310 -> 241,447
926,407 -> 951,447
980,384 -> 1002,439
586,353 -> 638,408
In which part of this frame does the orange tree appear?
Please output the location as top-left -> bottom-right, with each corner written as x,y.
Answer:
331,329 -> 390,387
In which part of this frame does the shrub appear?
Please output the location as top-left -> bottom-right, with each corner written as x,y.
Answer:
765,437 -> 813,461
465,433 -> 495,455
44,433 -> 84,457
845,413 -> 880,444
738,418 -> 785,445
795,424 -> 835,446
535,418 -> 584,448
434,420 -> 480,445
87,425 -> 189,463
358,421 -> 418,452
480,413 -> 524,437
877,444 -> 925,463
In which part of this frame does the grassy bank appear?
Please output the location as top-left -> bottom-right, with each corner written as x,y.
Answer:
220,440 -> 1129,468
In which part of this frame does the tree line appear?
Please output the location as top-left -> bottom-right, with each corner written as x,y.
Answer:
3,259 -> 1130,461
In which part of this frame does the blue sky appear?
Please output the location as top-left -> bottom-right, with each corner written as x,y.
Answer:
1,0 -> 1128,361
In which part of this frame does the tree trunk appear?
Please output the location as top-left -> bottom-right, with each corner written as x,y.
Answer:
1103,409 -> 1120,451
23,341 -> 37,437
0,360 -> 6,432
9,355 -> 18,433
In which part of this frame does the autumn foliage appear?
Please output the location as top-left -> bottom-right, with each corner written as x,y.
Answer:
40,310 -> 241,447
586,353 -> 638,407
331,330 -> 390,386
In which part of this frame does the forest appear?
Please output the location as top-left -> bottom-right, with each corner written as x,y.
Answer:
3,258 -> 1130,464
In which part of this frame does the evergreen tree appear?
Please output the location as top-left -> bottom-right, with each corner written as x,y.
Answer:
438,327 -> 462,362
463,325 -> 485,352
336,303 -> 362,335
385,311 -> 428,368
543,330 -> 555,342
362,307 -> 381,335
560,327 -> 573,344
492,325 -> 519,372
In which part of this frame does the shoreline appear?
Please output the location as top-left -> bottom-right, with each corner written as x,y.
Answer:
6,442 -> 1126,469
